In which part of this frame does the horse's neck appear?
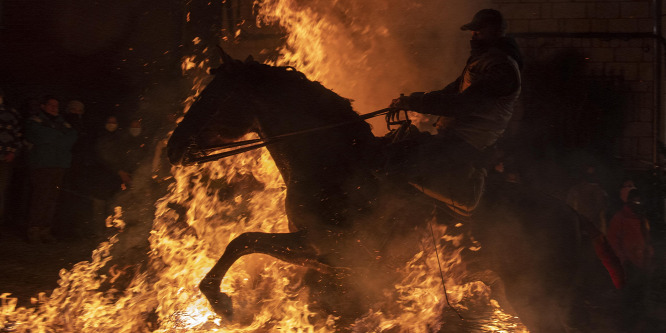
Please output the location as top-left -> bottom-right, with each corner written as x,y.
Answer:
256,107 -> 373,186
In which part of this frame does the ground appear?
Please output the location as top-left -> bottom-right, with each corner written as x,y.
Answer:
1,223 -> 666,331
0,226 -> 102,308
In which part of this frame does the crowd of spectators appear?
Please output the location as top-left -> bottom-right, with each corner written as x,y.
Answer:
565,165 -> 656,331
0,90 -> 173,244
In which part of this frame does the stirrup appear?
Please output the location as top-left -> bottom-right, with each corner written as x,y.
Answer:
408,182 -> 478,217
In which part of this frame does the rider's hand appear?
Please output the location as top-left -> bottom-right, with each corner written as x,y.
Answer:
389,94 -> 410,110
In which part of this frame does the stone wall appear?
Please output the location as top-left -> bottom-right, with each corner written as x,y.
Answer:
494,0 -> 661,170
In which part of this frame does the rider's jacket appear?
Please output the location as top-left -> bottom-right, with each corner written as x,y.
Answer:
408,37 -> 522,151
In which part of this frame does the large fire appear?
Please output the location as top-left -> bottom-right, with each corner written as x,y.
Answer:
1,0 -> 526,332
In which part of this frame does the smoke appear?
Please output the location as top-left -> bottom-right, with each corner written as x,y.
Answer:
258,0 -> 492,135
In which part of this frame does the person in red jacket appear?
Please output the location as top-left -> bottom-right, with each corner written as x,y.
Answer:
607,188 -> 653,331
608,188 -> 653,272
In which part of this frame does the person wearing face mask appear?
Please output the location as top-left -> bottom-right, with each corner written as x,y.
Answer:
386,9 -> 522,216
95,117 -> 148,192
93,115 -> 123,199
88,115 -> 124,236
117,118 -> 149,189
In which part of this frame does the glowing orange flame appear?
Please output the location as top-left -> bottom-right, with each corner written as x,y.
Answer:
0,1 -> 528,331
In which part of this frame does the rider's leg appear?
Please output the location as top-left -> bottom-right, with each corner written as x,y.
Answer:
409,165 -> 486,216
408,137 -> 486,215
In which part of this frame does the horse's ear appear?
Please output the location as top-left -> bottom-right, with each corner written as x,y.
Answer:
244,55 -> 255,64
217,45 -> 233,65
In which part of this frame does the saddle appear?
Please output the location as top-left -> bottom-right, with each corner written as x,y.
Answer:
379,121 -> 487,217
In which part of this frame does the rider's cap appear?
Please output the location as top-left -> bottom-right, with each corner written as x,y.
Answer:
460,9 -> 507,31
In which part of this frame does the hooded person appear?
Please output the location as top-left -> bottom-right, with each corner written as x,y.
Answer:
387,8 -> 522,215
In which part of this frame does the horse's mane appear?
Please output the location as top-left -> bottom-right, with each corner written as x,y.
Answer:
253,63 -> 374,140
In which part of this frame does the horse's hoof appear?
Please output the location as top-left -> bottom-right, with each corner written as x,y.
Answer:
200,279 -> 233,319
208,292 -> 233,319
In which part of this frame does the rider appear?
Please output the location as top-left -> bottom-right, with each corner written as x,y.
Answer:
388,9 -> 522,215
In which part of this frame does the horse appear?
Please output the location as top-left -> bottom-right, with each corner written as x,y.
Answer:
167,52 -> 623,332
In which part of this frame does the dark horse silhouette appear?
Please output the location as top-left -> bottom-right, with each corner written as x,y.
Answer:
167,52 -> 624,332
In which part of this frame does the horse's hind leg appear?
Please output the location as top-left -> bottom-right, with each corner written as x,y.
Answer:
200,230 -> 339,318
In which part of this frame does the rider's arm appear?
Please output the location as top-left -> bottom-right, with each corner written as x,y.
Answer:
410,63 -> 518,117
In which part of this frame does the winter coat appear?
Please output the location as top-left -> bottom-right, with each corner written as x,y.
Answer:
25,111 -> 78,169
408,37 -> 522,151
0,104 -> 23,160
607,204 -> 653,270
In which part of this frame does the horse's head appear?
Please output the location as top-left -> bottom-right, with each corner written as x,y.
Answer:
168,50 -> 265,166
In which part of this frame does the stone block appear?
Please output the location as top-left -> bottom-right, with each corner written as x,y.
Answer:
585,62 -> 605,76
614,47 -> 648,62
637,92 -> 655,108
529,19 -> 558,32
619,137 -> 638,158
622,121 -> 652,137
620,2 -> 650,18
642,49 -> 653,62
638,107 -> 654,122
638,62 -> 655,81
508,19 -> 530,33
499,4 -> 541,19
590,19 -> 609,32
629,80 -> 652,92
608,19 -> 638,32
620,62 -> 639,80
637,18 -> 653,33
593,3 -> 620,19
586,47 -> 615,62
563,19 -> 590,32
628,39 -> 645,48
556,36 -> 572,47
541,3 -> 552,18
552,3 -> 587,19
638,137 -> 653,156
623,105 -> 636,122
591,39 -> 611,48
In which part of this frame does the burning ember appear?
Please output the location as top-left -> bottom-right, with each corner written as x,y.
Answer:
1,0 -> 527,331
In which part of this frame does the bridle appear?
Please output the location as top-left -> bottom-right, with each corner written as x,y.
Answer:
183,107 -> 406,165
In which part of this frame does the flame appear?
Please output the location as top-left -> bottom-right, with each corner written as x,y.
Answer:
0,1 -> 527,332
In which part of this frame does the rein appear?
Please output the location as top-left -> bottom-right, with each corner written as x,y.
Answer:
188,107 -> 398,164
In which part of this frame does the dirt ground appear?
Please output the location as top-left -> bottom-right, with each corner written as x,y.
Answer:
2,221 -> 666,331
0,225 -> 103,308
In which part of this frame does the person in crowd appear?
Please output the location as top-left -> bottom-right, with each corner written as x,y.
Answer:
566,164 -> 609,235
387,8 -> 522,215
63,100 -> 86,133
24,95 -> 77,243
607,187 -> 654,332
18,97 -> 41,120
0,89 -> 23,230
104,118 -> 149,190
59,100 -> 101,239
619,179 -> 637,205
94,116 -> 151,220
90,115 -> 122,228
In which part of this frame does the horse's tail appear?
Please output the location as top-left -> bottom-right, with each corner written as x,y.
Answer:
578,213 -> 625,289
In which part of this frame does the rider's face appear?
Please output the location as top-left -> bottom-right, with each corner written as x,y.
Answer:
471,26 -> 502,41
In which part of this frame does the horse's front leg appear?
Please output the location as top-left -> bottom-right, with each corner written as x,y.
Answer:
199,230 -> 345,318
